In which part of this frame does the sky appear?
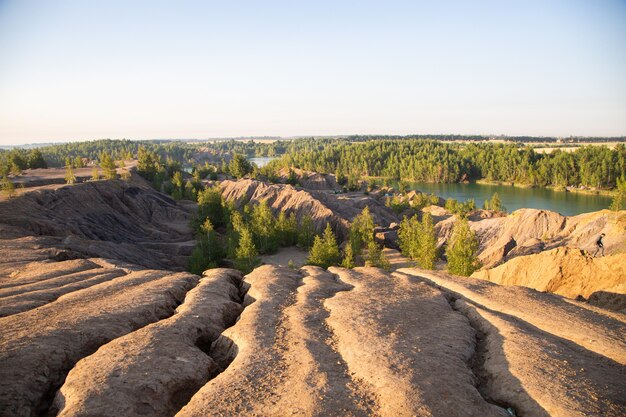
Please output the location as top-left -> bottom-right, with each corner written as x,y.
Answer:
0,0 -> 625,145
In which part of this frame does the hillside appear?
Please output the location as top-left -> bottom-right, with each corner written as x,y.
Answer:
0,176 -> 625,416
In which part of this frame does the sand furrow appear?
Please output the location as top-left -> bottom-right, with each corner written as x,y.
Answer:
325,267 -> 507,417
397,268 -> 626,364
0,269 -> 199,417
53,268 -> 245,417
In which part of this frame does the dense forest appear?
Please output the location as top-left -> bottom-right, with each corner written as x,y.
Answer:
2,137 -> 625,190
276,139 -> 626,189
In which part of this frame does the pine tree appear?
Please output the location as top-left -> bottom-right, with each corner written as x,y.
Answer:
250,201 -> 279,253
184,180 -> 195,200
286,168 -> 298,185
188,219 -> 222,275
349,206 -> 374,256
446,218 -> 481,276
307,223 -> 341,268
119,160 -> 131,180
100,152 -> 117,180
398,215 -> 420,260
365,240 -> 391,270
610,177 -> 625,211
196,186 -> 225,228
27,149 -> 47,169
341,244 -> 355,269
64,165 -> 76,184
91,166 -> 100,181
1,176 -> 15,199
485,192 -> 505,213
297,214 -> 315,248
416,213 -> 437,269
234,227 -> 259,274
277,211 -> 298,246
229,154 -> 253,179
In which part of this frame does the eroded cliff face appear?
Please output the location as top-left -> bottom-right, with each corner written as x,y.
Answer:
0,175 -> 195,270
435,208 -> 626,269
219,179 -> 399,239
472,248 -> 626,312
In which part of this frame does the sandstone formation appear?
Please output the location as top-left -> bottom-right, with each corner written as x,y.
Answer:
277,167 -> 340,190
0,263 -> 198,417
472,248 -> 626,312
219,179 -> 398,238
53,269 -> 245,417
0,175 -> 195,270
396,268 -> 626,417
465,208 -> 625,268
1,260 -> 624,416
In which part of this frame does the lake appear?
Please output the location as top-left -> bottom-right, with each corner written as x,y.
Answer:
400,182 -> 611,216
248,156 -> 278,167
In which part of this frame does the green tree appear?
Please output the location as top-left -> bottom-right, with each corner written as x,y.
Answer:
297,214 -> 315,248
341,243 -> 355,269
307,223 -> 341,268
365,240 -> 391,270
610,177 -> 626,211
234,227 -> 259,274
250,201 -> 279,253
91,166 -> 100,181
73,156 -> 85,168
398,215 -> 420,260
484,192 -> 505,213
1,176 -> 15,199
446,218 -> 481,276
225,209 -> 244,258
184,180 -> 195,200
188,219 -> 223,275
172,171 -> 184,189
229,154 -> 253,179
286,168 -> 298,185
277,211 -> 298,246
64,165 -> 76,184
118,160 -> 131,180
27,149 -> 47,169
349,206 -> 375,256
137,146 -> 161,182
196,187 -> 226,229
100,152 -> 117,180
416,213 -> 437,269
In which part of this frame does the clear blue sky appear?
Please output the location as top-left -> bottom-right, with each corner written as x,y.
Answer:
0,0 -> 625,145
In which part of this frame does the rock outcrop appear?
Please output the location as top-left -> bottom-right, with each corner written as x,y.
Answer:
219,179 -> 398,238
1,260 -> 624,416
472,248 -> 626,311
0,263 -> 198,417
53,269 -> 245,417
433,208 -> 626,270
0,175 -> 195,270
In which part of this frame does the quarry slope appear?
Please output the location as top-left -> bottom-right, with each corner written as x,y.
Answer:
2,263 -> 624,417
219,179 -> 399,238
1,176 -> 625,417
0,175 -> 195,270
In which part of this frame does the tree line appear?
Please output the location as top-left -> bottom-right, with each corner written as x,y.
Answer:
276,139 -> 626,189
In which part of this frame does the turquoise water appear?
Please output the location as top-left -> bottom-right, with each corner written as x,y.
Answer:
248,156 -> 278,167
400,182 -> 611,216
245,155 -> 612,215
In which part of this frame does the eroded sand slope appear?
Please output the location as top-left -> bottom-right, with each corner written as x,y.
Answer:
2,263 -> 624,417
